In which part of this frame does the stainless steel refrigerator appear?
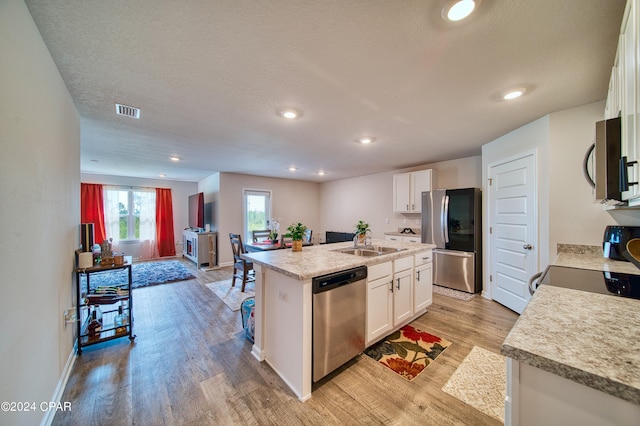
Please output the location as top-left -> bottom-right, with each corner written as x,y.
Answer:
421,188 -> 482,294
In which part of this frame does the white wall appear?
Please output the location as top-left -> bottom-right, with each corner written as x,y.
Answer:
319,156 -> 482,239
548,101 -> 640,257
81,173 -> 198,258
215,173 -> 321,265
0,1 -> 80,424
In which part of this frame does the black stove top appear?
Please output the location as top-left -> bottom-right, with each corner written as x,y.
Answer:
539,265 -> 640,300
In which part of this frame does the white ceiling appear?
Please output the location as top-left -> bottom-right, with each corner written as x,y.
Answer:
25,0 -> 625,183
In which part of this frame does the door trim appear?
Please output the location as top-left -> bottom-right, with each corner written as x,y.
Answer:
485,149 -> 539,303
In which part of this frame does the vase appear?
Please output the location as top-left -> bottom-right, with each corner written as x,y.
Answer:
291,240 -> 303,252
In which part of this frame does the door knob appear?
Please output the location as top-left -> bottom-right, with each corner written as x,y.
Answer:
523,244 -> 533,250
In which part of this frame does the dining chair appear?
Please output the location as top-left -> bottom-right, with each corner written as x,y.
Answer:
252,229 -> 271,242
229,233 -> 255,292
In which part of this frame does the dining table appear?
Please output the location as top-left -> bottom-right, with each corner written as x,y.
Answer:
244,240 -> 283,252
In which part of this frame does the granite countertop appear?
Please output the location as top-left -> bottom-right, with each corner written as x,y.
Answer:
242,239 -> 434,281
502,246 -> 640,404
554,252 -> 640,274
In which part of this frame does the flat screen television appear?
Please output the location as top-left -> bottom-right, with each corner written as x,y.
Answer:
188,192 -> 204,229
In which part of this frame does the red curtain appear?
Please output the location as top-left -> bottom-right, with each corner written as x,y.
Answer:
156,188 -> 176,257
80,183 -> 107,245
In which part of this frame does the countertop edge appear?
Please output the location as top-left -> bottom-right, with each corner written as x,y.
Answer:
501,344 -> 640,405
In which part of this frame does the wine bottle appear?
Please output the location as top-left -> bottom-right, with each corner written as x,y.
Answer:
88,309 -> 102,340
114,305 -> 128,335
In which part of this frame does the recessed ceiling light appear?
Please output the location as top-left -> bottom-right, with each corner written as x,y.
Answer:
169,156 -> 181,162
442,0 -> 479,22
159,174 -> 166,178
499,86 -> 531,101
288,166 -> 298,172
503,90 -> 523,100
316,171 -> 326,176
357,137 -> 376,144
278,108 -> 303,119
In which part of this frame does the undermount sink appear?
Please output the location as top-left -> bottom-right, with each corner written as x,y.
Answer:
334,246 -> 407,257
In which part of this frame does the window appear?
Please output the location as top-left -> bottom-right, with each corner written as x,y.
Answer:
105,187 -> 156,241
243,189 -> 271,242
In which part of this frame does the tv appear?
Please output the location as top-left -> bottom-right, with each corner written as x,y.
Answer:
188,192 -> 204,230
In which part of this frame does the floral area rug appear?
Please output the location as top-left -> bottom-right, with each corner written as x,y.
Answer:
80,260 -> 195,290
364,325 -> 452,381
441,346 -> 506,422
206,279 -> 255,311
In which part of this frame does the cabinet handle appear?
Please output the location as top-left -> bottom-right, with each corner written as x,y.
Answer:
396,278 -> 400,290
416,270 -> 421,281
411,204 -> 414,210
406,204 -> 409,210
389,280 -> 394,293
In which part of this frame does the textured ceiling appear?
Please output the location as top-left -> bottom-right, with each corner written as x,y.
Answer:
25,0 -> 625,182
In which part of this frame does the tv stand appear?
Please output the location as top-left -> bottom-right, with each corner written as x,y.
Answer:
183,230 -> 217,268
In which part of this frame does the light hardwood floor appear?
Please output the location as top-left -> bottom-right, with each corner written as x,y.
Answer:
54,258 -> 518,425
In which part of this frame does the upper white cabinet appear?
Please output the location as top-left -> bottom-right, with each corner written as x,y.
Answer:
393,169 -> 435,213
607,0 -> 640,203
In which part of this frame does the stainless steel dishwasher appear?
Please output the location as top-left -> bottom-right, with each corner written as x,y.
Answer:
312,266 -> 367,382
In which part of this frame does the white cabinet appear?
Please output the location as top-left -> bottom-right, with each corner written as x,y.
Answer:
385,235 -> 422,243
392,256 -> 413,326
505,358 -> 640,426
366,262 -> 393,345
393,169 -> 434,213
607,0 -> 640,203
366,251 -> 433,346
413,251 -> 433,312
183,230 -> 217,267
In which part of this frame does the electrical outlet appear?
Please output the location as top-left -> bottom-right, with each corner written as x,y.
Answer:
278,291 -> 288,302
63,309 -> 77,328
416,219 -> 420,225
385,218 -> 389,224
403,219 -> 407,224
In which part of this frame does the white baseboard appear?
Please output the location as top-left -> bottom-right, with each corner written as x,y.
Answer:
40,344 -> 76,426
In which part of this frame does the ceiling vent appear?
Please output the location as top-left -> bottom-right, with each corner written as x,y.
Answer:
115,103 -> 140,119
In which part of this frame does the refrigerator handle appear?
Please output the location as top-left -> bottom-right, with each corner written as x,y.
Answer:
443,195 -> 450,244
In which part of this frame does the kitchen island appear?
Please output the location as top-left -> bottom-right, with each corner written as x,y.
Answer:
501,249 -> 640,425
242,239 -> 434,401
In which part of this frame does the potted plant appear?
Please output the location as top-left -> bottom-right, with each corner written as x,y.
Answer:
268,218 -> 280,242
354,220 -> 370,244
284,222 -> 307,252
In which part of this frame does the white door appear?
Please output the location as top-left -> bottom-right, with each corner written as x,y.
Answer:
489,151 -> 537,314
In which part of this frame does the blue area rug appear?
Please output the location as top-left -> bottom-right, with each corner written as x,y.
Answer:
81,260 -> 196,290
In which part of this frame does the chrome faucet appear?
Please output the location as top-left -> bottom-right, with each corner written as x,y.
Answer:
353,230 -> 372,248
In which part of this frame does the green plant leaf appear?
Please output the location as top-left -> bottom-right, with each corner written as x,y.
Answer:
391,341 -> 408,359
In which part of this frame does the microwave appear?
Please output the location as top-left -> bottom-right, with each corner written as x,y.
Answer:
592,117 -> 622,202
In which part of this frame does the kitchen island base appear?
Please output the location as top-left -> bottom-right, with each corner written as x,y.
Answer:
251,264 -> 313,401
